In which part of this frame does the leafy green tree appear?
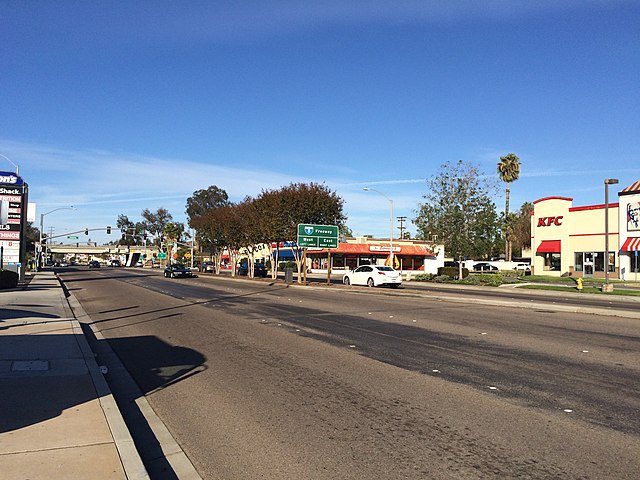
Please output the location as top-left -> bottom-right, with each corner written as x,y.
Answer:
163,222 -> 187,261
414,160 -> 500,262
186,186 -> 230,262
116,214 -> 145,245
252,183 -> 346,282
497,153 -> 521,261
511,201 -> 533,257
190,204 -> 233,274
186,186 -> 229,227
24,222 -> 40,260
277,183 -> 346,282
141,207 -> 173,246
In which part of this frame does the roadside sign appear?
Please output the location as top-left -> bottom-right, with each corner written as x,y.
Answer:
67,236 -> 79,239
297,224 -> 339,248
157,252 -> 167,259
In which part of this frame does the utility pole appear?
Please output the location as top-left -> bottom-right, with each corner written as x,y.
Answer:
397,216 -> 407,239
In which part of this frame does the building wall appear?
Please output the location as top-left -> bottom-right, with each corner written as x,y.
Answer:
618,187 -> 640,280
532,196 -> 621,278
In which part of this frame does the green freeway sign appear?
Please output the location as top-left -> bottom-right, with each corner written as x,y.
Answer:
67,236 -> 79,239
297,224 -> 339,248
157,252 -> 167,259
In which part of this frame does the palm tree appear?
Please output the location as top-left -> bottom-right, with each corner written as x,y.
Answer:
497,153 -> 521,261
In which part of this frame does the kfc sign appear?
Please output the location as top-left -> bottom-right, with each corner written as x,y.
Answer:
537,216 -> 563,227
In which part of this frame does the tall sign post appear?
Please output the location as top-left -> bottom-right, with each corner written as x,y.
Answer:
0,171 -> 28,278
297,224 -> 339,285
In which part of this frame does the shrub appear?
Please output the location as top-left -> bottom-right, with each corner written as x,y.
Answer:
460,274 -> 503,287
0,269 -> 19,289
278,261 -> 296,271
437,266 -> 469,279
433,275 -> 451,283
412,273 -> 435,282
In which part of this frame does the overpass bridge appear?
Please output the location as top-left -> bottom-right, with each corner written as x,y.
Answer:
45,244 -> 162,266
47,244 -> 160,256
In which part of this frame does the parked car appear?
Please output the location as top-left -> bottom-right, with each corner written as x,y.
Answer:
164,263 -> 195,278
342,265 -> 402,288
54,260 -> 69,267
199,261 -> 215,273
88,260 -> 101,268
237,261 -> 268,277
513,263 -> 531,272
473,262 -> 498,272
110,259 -> 122,267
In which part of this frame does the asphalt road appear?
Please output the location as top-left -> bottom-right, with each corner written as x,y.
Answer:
59,267 -> 640,479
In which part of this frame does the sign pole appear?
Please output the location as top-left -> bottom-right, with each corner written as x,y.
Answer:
303,248 -> 307,285
327,251 -> 331,286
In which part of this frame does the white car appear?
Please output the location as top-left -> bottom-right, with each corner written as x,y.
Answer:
343,265 -> 402,288
513,263 -> 531,272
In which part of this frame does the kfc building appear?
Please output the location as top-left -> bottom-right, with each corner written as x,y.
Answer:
531,180 -> 640,279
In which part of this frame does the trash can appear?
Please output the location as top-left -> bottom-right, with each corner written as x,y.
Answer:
285,267 -> 293,284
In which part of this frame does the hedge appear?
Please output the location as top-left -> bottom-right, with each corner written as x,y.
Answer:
437,266 -> 470,279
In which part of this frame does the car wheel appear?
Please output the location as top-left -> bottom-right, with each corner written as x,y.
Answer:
367,277 -> 375,287
343,277 -> 350,285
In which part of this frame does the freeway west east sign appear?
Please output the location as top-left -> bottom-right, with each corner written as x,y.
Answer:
297,224 -> 339,248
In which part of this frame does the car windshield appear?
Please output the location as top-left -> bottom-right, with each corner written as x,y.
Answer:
172,264 -> 186,268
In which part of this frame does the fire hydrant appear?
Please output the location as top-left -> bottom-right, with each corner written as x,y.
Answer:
576,277 -> 583,291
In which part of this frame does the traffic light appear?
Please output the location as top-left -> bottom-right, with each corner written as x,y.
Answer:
84,228 -> 89,235
42,233 -> 47,245
106,226 -> 111,234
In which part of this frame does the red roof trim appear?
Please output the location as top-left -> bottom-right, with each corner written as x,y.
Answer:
533,196 -> 573,205
569,203 -> 619,212
569,232 -> 618,237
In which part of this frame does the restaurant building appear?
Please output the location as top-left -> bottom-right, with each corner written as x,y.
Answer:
305,236 -> 444,274
531,180 -> 640,279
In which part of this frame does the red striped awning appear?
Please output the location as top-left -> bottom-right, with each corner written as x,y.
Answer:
537,240 -> 561,253
621,237 -> 640,252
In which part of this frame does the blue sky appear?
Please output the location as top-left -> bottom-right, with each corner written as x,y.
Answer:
1,1 -> 639,244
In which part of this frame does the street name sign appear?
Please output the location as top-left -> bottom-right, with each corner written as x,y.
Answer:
67,236 -> 79,239
297,224 -> 339,248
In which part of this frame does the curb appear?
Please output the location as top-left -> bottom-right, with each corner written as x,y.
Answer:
59,279 -> 150,480
61,276 -> 202,480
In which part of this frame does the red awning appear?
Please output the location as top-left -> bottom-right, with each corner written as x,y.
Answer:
537,240 -> 561,253
621,237 -> 640,252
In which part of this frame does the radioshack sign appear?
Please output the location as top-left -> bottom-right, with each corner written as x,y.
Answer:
537,216 -> 563,227
0,171 -> 27,263
0,173 -> 23,185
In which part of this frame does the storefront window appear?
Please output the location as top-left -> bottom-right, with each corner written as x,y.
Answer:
542,252 -> 561,271
574,253 -> 583,272
594,252 -> 604,272
608,253 -> 616,273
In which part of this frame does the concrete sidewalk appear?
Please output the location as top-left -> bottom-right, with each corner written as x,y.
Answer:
0,271 -> 148,479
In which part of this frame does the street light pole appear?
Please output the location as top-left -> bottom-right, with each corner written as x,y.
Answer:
0,153 -> 18,175
603,178 -> 618,292
363,188 -> 395,269
39,206 -> 75,269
